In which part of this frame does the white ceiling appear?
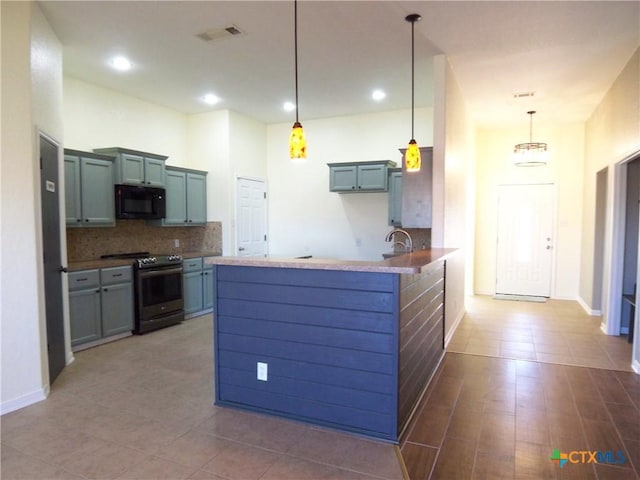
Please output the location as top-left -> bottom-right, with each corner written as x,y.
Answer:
38,1 -> 640,129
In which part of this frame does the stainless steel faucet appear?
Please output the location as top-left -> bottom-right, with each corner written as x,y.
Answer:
385,228 -> 413,252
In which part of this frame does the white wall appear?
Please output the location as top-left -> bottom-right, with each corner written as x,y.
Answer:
266,108 -> 433,260
227,111 -> 268,254
432,55 -> 473,341
1,1 -> 65,414
63,76 -> 188,166
474,123 -> 585,300
581,48 -> 640,336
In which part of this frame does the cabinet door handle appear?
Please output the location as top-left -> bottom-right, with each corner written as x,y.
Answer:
96,289 -> 100,293
112,273 -> 122,277
77,219 -> 81,222
188,219 -> 192,223
103,288 -> 109,292
85,219 -> 89,222
78,278 -> 87,282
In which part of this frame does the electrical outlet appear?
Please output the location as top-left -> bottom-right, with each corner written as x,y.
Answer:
174,239 -> 180,248
257,362 -> 268,381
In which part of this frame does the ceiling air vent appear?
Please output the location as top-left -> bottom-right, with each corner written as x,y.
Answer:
196,25 -> 246,43
513,91 -> 535,99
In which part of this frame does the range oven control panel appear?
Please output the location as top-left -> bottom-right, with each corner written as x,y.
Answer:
135,254 -> 183,269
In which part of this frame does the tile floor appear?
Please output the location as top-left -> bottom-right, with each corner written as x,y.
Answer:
1,314 -> 403,480
447,296 -> 634,372
401,296 -> 639,479
401,353 -> 640,479
2,296 -> 638,479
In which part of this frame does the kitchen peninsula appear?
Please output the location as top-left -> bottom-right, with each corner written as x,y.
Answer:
206,249 -> 454,443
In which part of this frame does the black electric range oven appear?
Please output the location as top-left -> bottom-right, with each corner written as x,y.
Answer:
101,252 -> 184,334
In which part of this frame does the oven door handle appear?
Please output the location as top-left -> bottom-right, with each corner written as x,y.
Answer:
137,266 -> 183,278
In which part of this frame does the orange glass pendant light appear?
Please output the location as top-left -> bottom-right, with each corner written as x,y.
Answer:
289,0 -> 307,160
290,121 -> 306,159
405,139 -> 421,172
405,13 -> 421,172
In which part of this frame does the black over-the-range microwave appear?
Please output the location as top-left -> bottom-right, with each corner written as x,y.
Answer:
114,184 -> 166,220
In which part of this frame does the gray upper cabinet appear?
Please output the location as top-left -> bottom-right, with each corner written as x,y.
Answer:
93,147 -> 167,187
327,160 -> 396,193
388,169 -> 403,227
64,150 -> 115,227
159,166 -> 207,226
64,155 -> 82,224
400,146 -> 433,228
186,173 -> 207,224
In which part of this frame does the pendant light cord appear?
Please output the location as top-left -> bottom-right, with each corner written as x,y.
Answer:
294,0 -> 299,124
411,18 -> 415,138
529,111 -> 533,142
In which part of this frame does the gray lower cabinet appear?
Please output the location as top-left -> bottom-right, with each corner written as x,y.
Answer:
69,266 -> 133,348
100,267 -> 134,337
160,167 -> 207,226
388,169 -> 403,226
327,160 -> 396,192
64,150 -> 115,227
69,275 -> 101,346
183,257 -> 214,315
203,266 -> 215,310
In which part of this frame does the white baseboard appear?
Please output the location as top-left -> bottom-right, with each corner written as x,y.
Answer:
445,307 -> 465,348
577,296 -> 602,316
1,388 -> 47,415
633,359 -> 640,375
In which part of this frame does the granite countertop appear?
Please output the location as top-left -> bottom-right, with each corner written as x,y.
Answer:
68,251 -> 221,272
205,248 -> 456,274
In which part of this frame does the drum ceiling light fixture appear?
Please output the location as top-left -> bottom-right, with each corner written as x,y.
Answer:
513,110 -> 548,167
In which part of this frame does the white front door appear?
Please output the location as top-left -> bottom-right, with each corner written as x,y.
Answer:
236,177 -> 267,257
496,183 -> 554,297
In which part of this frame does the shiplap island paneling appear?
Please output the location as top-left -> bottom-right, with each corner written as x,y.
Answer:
207,250 -> 452,443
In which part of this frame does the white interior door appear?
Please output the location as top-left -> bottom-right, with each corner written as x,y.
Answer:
496,184 -> 554,297
236,177 -> 267,257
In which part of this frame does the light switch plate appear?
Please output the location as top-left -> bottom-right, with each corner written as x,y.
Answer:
257,362 -> 268,381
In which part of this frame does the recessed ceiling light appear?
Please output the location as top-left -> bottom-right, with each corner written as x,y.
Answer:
110,56 -> 132,71
372,89 -> 386,101
202,93 -> 220,105
283,101 -> 296,112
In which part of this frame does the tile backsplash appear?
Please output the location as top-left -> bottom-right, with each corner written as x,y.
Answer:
67,220 -> 222,261
392,228 -> 431,253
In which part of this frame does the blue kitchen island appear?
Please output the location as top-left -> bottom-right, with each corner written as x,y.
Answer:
205,249 -> 454,443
